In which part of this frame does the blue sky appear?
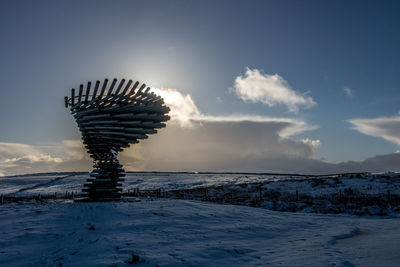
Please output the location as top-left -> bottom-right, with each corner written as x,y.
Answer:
1,0 -> 400,175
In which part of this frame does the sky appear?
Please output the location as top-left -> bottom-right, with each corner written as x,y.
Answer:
1,0 -> 400,176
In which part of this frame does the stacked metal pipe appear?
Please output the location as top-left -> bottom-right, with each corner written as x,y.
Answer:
65,78 -> 170,201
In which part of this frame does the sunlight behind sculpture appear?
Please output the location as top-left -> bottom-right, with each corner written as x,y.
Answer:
64,78 -> 170,201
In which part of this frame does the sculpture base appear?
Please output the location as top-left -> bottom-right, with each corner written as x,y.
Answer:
80,159 -> 125,201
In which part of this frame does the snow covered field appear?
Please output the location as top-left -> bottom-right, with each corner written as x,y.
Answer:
1,172 -> 400,215
1,173 -> 400,266
1,198 -> 400,266
0,172 -> 294,197
1,172 -> 400,197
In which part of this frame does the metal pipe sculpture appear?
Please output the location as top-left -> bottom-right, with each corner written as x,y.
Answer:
64,78 -> 170,201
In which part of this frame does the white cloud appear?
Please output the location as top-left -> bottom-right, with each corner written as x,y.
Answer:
301,138 -> 320,157
348,116 -> 400,145
0,142 -> 65,176
151,88 -> 200,127
0,140 -> 96,176
0,142 -> 63,165
343,86 -> 354,98
232,68 -> 316,113
152,88 -> 317,137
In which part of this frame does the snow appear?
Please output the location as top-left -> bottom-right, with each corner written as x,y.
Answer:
1,172 -> 400,215
2,172 -> 400,197
1,172 -> 400,265
1,198 -> 400,266
0,172 -> 286,196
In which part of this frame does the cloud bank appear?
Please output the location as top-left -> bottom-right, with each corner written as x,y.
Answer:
1,82 -> 399,176
2,136 -> 400,176
118,87 -> 322,173
120,120 -> 320,172
232,68 -> 316,113
0,140 -> 90,176
0,85 -> 324,176
348,116 -> 400,145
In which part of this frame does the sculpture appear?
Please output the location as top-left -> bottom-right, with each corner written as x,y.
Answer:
64,78 -> 170,201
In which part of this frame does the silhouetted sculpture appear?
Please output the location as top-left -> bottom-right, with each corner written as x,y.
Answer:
65,78 -> 170,201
